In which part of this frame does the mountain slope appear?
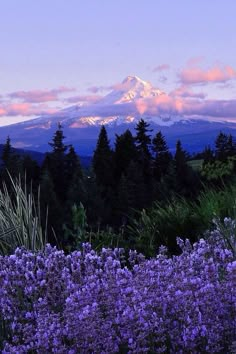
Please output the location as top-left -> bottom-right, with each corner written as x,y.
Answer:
0,75 -> 236,154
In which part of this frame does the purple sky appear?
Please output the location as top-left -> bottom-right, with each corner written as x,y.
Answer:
0,0 -> 236,125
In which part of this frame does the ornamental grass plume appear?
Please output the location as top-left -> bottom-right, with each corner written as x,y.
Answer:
0,173 -> 47,255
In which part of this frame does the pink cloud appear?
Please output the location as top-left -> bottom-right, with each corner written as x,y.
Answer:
180,65 -> 236,85
0,103 -> 58,117
66,94 -> 102,104
133,95 -> 236,120
153,64 -> 170,72
186,56 -> 205,67
9,86 -> 76,103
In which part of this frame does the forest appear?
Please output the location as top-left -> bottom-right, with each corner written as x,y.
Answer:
1,119 -> 236,256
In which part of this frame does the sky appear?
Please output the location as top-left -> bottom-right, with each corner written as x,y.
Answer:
0,0 -> 236,126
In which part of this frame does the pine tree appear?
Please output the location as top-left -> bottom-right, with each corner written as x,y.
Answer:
174,140 -> 189,192
92,125 -> 113,187
135,119 -> 152,160
202,145 -> 215,165
65,146 -> 83,182
2,136 -> 12,168
46,123 -> 69,201
215,131 -> 229,161
134,119 -> 153,183
226,134 -> 236,157
174,140 -> 199,196
115,174 -> 130,225
48,123 -> 68,155
65,146 -> 85,208
1,136 -> 22,180
175,140 -> 188,172
114,129 -> 137,181
152,131 -> 172,181
21,155 -> 40,189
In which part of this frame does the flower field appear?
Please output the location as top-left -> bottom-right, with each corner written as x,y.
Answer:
0,231 -> 235,353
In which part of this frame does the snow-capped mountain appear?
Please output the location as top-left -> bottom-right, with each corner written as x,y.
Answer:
2,75 -> 172,130
98,75 -> 164,105
0,75 -> 236,154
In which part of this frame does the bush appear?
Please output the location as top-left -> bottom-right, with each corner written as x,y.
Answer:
128,185 -> 236,255
0,231 -> 235,353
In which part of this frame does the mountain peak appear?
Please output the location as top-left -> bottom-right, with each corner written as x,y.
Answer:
100,75 -> 164,105
122,75 -> 144,83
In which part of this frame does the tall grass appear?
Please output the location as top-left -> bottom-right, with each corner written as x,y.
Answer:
0,174 -> 47,255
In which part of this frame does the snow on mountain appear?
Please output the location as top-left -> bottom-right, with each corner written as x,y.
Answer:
13,75 -> 169,129
1,75 -> 235,154
98,75 -> 164,105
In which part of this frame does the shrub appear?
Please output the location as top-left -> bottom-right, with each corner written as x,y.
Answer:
0,231 -> 235,352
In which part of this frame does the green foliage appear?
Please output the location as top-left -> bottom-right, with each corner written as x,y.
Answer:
128,185 -> 236,256
63,203 -> 88,251
187,159 -> 203,171
0,174 -> 47,255
215,131 -> 235,161
128,198 -> 195,255
64,203 -> 124,251
201,157 -> 235,181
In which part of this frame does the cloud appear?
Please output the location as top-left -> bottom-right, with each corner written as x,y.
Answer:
170,86 -> 206,99
180,64 -> 236,85
186,56 -> 204,67
132,95 -> 236,121
66,94 -> 102,104
0,103 -> 58,117
87,85 -> 110,93
153,64 -> 170,72
9,86 -> 76,103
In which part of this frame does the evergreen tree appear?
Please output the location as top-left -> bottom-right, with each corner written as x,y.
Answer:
126,160 -> 149,210
21,155 -> 40,189
92,125 -> 113,187
1,136 -> 22,180
65,146 -> 83,182
175,140 -> 188,172
215,131 -> 229,161
152,131 -> 172,181
114,129 -> 137,181
115,174 -> 130,225
46,123 -> 69,201
135,119 -> 152,160
174,140 -> 200,196
226,134 -> 236,157
2,136 -> 12,168
65,146 -> 86,209
134,119 -> 153,184
48,123 -> 68,155
202,145 -> 215,165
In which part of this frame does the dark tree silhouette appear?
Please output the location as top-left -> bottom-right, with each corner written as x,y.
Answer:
152,131 -> 172,181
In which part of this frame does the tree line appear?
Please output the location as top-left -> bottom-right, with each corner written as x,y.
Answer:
1,120 -> 236,249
